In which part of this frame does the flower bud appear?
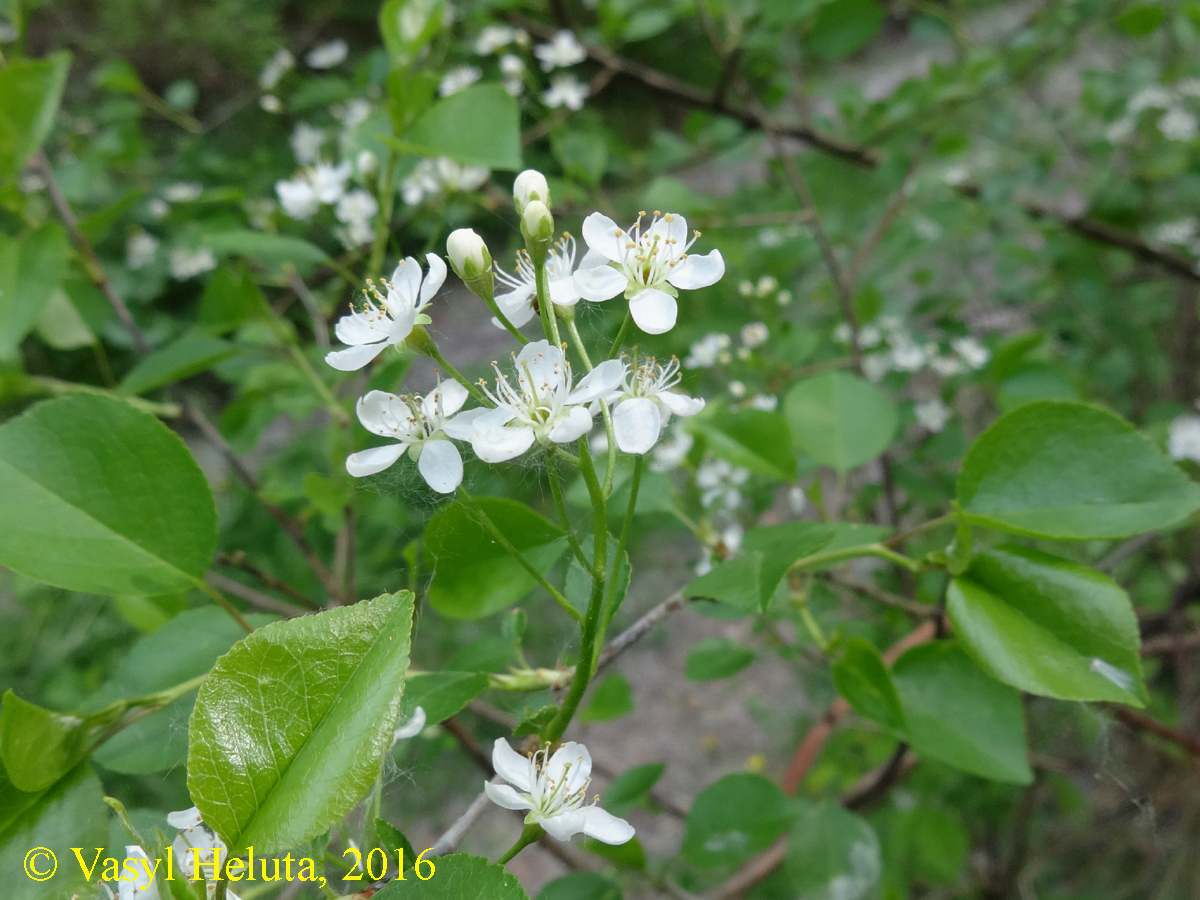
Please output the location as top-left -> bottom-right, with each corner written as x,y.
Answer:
521,200 -> 554,244
446,228 -> 491,280
513,169 -> 550,212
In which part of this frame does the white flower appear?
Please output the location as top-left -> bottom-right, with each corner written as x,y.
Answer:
534,30 -> 587,71
104,845 -> 161,900
126,231 -> 159,270
1106,117 -> 1135,143
695,523 -> 745,576
728,380 -> 746,398
147,197 -> 169,220
0,21 -> 17,43
651,423 -> 693,472
914,398 -> 951,433
168,247 -> 216,280
476,25 -> 519,54
749,394 -> 778,411
494,235 -> 583,328
325,253 -> 446,371
610,355 -> 705,454
513,169 -> 550,211
574,211 -> 725,334
501,53 -> 525,77
357,149 -> 378,176
740,322 -> 769,349
401,158 -> 489,205
392,706 -> 427,744
338,219 -> 373,248
338,98 -> 372,131
166,809 -> 242,900
439,65 -> 482,97
1169,415 -> 1200,463
306,39 -> 348,69
259,48 -> 295,90
163,182 -> 202,203
470,340 -> 624,462
259,94 -> 282,113
832,322 -> 853,343
684,332 -> 730,369
1160,107 -> 1198,141
787,485 -> 808,514
776,289 -> 792,306
696,458 -> 750,509
1129,85 -> 1173,113
347,378 -> 475,492
1153,218 -> 1199,245
890,339 -> 927,372
738,280 -> 754,297
275,176 -> 320,219
336,189 -> 379,226
310,160 -> 352,204
928,354 -> 965,377
858,324 -> 882,348
942,164 -> 969,186
755,275 -> 778,297
862,353 -> 891,382
951,335 -> 990,369
543,73 -> 589,110
485,738 -> 634,845
18,172 -> 45,193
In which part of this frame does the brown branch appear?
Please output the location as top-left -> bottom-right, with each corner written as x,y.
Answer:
217,551 -> 319,609
1141,631 -> 1200,657
1113,707 -> 1200,758
205,572 -> 309,618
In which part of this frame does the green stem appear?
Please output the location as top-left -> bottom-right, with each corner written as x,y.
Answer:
564,318 -> 594,370
608,312 -> 633,358
534,258 -> 562,347
497,823 -> 544,865
414,330 -> 489,404
787,542 -> 922,575
564,318 -> 618,492
368,148 -> 397,281
547,462 -> 589,568
287,344 -> 350,425
602,454 -> 643,631
456,487 -> 581,623
883,512 -> 956,547
197,580 -> 254,633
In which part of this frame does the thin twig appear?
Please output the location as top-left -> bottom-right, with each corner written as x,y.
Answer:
217,551 -> 319,609
287,270 -> 330,349
430,788 -> 493,855
205,572 -> 310,618
1113,707 -> 1200,757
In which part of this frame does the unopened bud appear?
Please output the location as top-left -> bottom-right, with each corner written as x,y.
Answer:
446,228 -> 491,280
522,200 -> 554,244
513,169 -> 550,212
356,149 -> 378,176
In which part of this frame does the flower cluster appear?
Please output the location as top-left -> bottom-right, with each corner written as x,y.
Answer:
1108,80 -> 1200,144
470,25 -> 590,109
327,169 -> 723,494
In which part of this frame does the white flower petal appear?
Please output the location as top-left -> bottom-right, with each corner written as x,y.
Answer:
545,741 -> 593,792
325,341 -> 388,371
580,806 -> 635,845
659,392 -> 705,417
548,406 -> 594,443
574,264 -> 627,302
614,397 -> 662,455
416,439 -> 463,493
473,425 -> 536,462
346,444 -> 406,477
568,358 -> 625,404
581,211 -> 626,262
167,808 -> 204,830
648,212 -> 688,246
437,379 -> 470,416
577,247 -> 611,271
491,738 -> 535,792
388,256 -> 423,308
668,248 -> 725,290
539,809 -> 588,841
496,285 -> 538,327
549,274 -> 581,307
485,781 -> 535,811
333,312 -> 379,346
356,391 -> 408,437
443,406 -> 493,440
629,288 -> 678,334
419,253 -> 447,307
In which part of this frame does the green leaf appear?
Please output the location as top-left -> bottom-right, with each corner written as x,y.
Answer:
887,807 -> 969,886
784,371 -> 897,473
685,637 -> 756,681
0,395 -> 217,595
197,264 -> 269,335
426,498 -> 567,619
580,674 -> 634,723
33,289 -> 94,350
948,546 -> 1146,705
406,83 -> 521,170
808,0 -> 884,59
0,223 -> 71,360
188,592 -> 415,853
85,607 -> 274,775
892,642 -> 1032,784
374,853 -> 528,900
688,409 -> 796,480
0,52 -> 71,181
118,334 -> 239,396
780,800 -> 881,900
832,638 -> 907,734
604,762 -> 666,812
376,818 -> 416,872
685,553 -> 764,613
0,765 -> 108,900
956,401 -> 1200,539
537,872 -> 622,900
201,230 -> 331,272
0,692 -> 92,792
684,773 -> 794,868
399,671 -> 488,726
1116,3 -> 1165,36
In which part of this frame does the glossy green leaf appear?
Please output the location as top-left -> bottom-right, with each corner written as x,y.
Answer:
832,638 -> 907,734
0,395 -> 217,595
426,497 -> 567,619
784,371 -> 897,473
685,553 -> 765,613
374,853 -> 528,899
0,52 -> 71,180
202,230 -> 331,272
0,765 -> 107,900
537,872 -> 622,900
85,608 -> 274,775
948,546 -> 1146,705
197,264 -> 269,335
399,671 -> 488,726
808,0 -> 884,58
406,83 -> 521,170
0,223 -> 71,360
0,692 -> 91,792
118,334 -> 239,396
580,674 -> 634,723
604,762 -> 666,812
376,818 -> 416,872
956,401 -> 1200,539
684,773 -> 794,868
780,800 -> 881,900
685,637 -> 756,681
188,592 -> 414,853
892,642 -> 1032,784
688,409 -> 796,480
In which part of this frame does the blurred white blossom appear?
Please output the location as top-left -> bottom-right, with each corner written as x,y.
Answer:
684,333 -> 730,369
1160,107 -> 1198,141
310,160 -> 352,204
476,25 -> 522,54
1154,218 -> 1199,245
126,231 -> 159,270
891,339 -> 926,372
306,39 -> 348,69
439,65 -> 482,97
259,48 -> 294,90
401,157 -> 489,205
651,424 -> 693,472
259,94 -> 282,113
740,322 -> 769,349
543,73 -> 589,110
697,458 -> 750,509
1169,415 -> 1200,463
951,335 -> 990,369
862,353 -> 891,382
276,176 -> 320,219
915,398 -> 951,433
163,182 -> 202,203
748,394 -> 778,411
290,122 -> 326,164
169,247 -> 216,280
535,30 -> 587,71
